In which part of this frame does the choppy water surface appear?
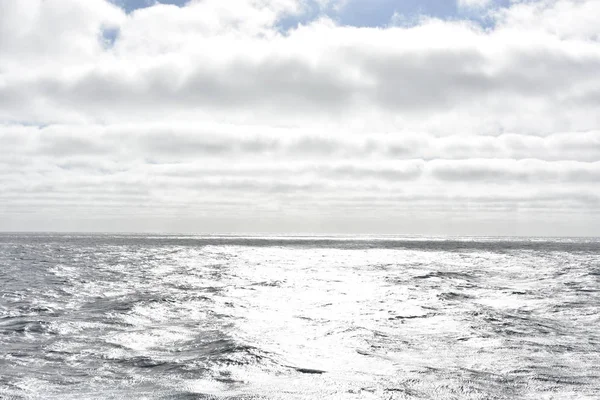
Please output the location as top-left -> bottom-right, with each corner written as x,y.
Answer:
1,234 -> 599,399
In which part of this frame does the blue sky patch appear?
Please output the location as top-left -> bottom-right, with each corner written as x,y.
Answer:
100,26 -> 120,49
110,0 -> 188,14
111,0 -> 511,30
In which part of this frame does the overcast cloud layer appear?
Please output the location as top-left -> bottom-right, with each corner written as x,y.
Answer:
1,0 -> 600,235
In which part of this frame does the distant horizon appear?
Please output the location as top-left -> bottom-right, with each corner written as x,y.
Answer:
2,230 -> 599,239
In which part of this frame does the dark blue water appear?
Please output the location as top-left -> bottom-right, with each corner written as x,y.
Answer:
1,234 -> 599,399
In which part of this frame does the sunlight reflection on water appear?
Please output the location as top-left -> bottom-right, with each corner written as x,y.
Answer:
1,234 -> 599,399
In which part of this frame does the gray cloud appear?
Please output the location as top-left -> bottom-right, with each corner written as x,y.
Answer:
3,124 -> 600,161
3,33 -> 600,128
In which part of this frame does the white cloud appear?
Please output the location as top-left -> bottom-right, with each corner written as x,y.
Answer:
495,0 -> 600,40
1,0 -> 600,234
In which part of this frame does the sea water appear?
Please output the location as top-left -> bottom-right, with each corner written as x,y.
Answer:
1,234 -> 599,399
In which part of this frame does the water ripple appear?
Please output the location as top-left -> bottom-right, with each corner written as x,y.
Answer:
1,233 -> 599,399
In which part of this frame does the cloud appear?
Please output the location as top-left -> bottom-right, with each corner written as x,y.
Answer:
4,123 -> 600,161
1,0 -> 600,234
1,16 -> 600,135
495,0 -> 600,40
0,0 -> 125,70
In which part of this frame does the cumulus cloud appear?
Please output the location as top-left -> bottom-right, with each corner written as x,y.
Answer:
1,0 -> 599,235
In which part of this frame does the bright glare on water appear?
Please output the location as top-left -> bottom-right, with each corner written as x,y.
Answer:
1,234 -> 599,399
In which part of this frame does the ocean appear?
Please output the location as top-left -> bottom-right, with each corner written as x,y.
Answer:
0,233 -> 599,399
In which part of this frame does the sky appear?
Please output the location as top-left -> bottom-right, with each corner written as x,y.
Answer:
1,0 -> 600,236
